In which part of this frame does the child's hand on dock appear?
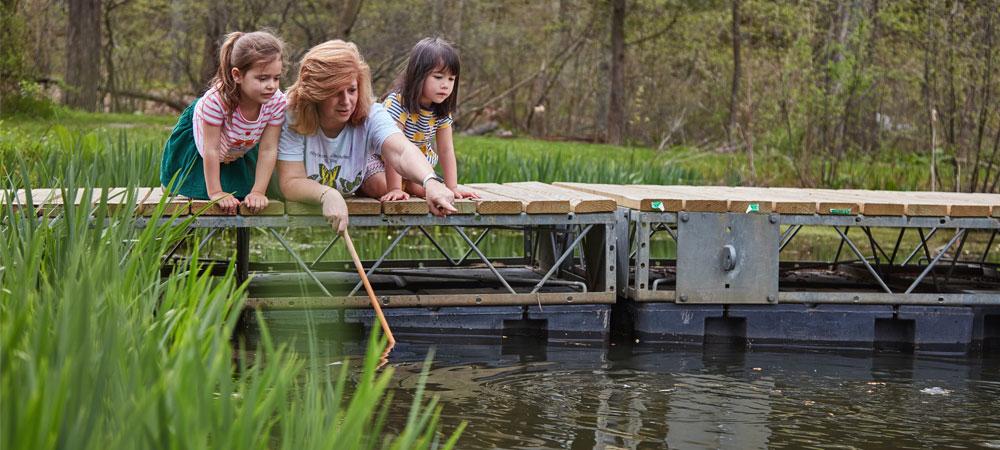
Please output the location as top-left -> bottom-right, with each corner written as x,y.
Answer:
243,192 -> 269,214
209,192 -> 241,215
450,186 -> 481,199
379,188 -> 410,202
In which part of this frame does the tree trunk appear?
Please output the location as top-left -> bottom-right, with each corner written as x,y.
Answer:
168,0 -> 186,86
606,0 -> 626,145
65,0 -> 102,111
198,4 -> 228,92
334,0 -> 363,41
728,0 -> 741,148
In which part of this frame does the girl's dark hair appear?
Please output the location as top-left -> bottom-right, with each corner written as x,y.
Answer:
211,30 -> 285,124
389,37 -> 460,118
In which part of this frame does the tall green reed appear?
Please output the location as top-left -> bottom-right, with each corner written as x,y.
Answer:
458,148 -> 702,185
1,155 -> 463,449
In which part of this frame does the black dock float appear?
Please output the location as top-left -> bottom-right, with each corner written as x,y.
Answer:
345,304 -> 611,342
250,304 -> 612,343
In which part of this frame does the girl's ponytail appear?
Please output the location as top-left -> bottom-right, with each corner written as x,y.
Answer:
214,32 -> 243,124
208,30 -> 285,124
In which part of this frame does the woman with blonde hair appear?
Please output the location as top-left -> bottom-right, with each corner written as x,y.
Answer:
277,40 -> 456,232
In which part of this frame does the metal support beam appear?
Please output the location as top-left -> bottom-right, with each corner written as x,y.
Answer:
778,224 -> 803,253
310,234 -> 341,267
236,228 -> 249,285
417,225 -> 491,266
347,226 -> 412,296
531,224 -> 594,294
454,226 -> 517,294
902,227 -> 938,265
904,229 -> 967,294
833,226 -> 893,294
267,228 -> 332,297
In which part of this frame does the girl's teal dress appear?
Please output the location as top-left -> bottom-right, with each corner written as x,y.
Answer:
159,101 -> 259,199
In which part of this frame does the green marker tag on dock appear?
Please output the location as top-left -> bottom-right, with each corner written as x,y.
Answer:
830,208 -> 852,215
745,203 -> 759,213
651,201 -> 664,211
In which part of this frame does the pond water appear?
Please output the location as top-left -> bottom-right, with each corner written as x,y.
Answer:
242,323 -> 1000,450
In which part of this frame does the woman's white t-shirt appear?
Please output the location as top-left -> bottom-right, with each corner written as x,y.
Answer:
277,103 -> 400,194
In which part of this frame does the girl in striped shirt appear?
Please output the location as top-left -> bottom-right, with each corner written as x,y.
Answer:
380,37 -> 479,201
160,30 -> 287,214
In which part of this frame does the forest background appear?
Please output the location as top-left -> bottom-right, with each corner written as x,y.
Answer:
1,0 -> 998,193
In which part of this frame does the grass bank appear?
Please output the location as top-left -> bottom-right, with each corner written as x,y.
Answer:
2,110 -> 945,190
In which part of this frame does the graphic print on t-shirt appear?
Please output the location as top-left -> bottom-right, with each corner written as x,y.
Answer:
310,163 -> 341,187
341,174 -> 363,193
308,163 -> 363,193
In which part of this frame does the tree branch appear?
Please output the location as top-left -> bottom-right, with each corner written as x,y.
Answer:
99,88 -> 189,112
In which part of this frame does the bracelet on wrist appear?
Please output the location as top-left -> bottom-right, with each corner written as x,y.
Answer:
319,187 -> 334,203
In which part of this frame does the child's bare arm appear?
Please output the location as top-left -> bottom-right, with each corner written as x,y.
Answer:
244,125 -> 280,213
379,121 -> 409,201
380,164 -> 409,201
201,121 -> 240,214
436,127 -> 479,199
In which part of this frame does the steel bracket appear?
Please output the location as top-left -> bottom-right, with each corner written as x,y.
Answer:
676,212 -> 778,303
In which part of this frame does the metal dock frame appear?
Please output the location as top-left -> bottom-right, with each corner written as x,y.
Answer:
139,211 -> 619,309
625,210 -> 1000,306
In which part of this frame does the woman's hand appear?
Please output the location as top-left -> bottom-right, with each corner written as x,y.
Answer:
321,188 -> 350,233
450,186 -> 481,199
424,180 -> 458,217
243,191 -> 269,214
209,191 -> 240,215
379,188 -> 410,202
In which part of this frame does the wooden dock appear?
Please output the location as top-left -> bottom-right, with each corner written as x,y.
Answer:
7,184 -> 995,218
5,183 -> 998,350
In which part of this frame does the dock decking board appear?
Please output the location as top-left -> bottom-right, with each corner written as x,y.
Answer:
552,182 -> 673,211
458,185 -> 523,214
286,196 -> 382,215
6,184 -> 997,218
467,183 -> 571,214
505,181 -> 616,213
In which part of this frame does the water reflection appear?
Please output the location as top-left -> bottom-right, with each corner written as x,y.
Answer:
239,318 -> 1000,449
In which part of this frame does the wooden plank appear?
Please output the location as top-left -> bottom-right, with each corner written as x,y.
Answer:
942,203 -> 990,217
451,199 -> 477,214
15,188 -> 61,216
346,196 -> 382,215
186,197 -> 232,216
183,197 -> 285,216
458,185 -> 522,214
553,182 -> 674,211
634,185 -> 728,212
697,187 -> 814,214
690,186 -> 773,213
285,201 -> 320,215
139,188 -> 191,216
805,189 -> 901,216
239,200 -> 285,216
467,183 -> 570,214
286,196 -> 382,216
505,181 -> 617,213
841,189 -> 965,217
106,187 -> 152,215
758,188 -> 859,215
383,198 -> 428,215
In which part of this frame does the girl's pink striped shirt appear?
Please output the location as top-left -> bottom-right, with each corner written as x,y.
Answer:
193,85 -> 287,163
